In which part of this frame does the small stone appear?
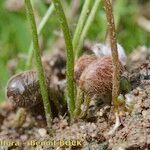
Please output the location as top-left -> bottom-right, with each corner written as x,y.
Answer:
38,128 -> 47,137
20,135 -> 28,141
97,111 -> 103,117
142,110 -> 150,120
83,142 -> 108,150
132,89 -> 139,96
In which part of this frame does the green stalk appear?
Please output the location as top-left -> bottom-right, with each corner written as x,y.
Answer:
25,0 -> 52,128
114,0 -> 126,28
26,4 -> 55,69
52,0 -> 75,116
73,0 -> 92,51
75,0 -> 101,60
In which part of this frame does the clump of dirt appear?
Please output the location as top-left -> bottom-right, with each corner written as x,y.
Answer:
0,46 -> 149,150
109,81 -> 150,150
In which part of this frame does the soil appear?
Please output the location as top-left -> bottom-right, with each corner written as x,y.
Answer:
0,46 -> 150,150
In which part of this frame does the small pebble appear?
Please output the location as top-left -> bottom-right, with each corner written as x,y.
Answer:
38,128 -> 47,137
142,110 -> 150,120
20,134 -> 28,141
133,89 -> 139,96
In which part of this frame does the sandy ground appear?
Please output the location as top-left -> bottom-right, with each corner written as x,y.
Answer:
0,46 -> 149,150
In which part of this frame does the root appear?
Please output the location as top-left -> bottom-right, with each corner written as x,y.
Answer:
107,112 -> 121,136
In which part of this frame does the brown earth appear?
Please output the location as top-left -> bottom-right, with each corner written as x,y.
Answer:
0,46 -> 149,150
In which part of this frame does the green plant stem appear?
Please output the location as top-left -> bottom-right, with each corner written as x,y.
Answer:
103,0 -> 120,108
75,0 -> 101,60
114,0 -> 126,28
26,4 -> 55,69
73,0 -> 92,52
74,88 -> 84,117
25,0 -> 52,128
52,0 -> 75,116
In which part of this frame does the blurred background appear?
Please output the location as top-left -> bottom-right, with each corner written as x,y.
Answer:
0,0 -> 150,102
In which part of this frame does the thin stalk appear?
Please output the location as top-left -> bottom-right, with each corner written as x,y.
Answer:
52,0 -> 75,116
114,0 -> 127,28
75,0 -> 101,60
74,88 -> 84,117
26,4 -> 55,69
73,0 -> 92,51
69,0 -> 80,24
105,0 -> 125,44
25,0 -> 52,129
103,0 -> 120,108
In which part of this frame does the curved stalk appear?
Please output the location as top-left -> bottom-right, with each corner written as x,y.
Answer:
25,0 -> 52,129
73,0 -> 92,52
103,0 -> 120,108
26,4 -> 54,69
75,0 -> 101,60
52,0 -> 75,116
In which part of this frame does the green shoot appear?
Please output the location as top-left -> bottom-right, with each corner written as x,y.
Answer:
26,4 -> 54,69
73,0 -> 92,52
75,0 -> 101,60
25,0 -> 52,129
52,0 -> 75,116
